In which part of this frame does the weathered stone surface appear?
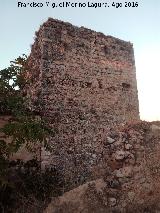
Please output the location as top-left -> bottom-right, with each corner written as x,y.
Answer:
44,121 -> 160,213
108,197 -> 117,207
23,18 -> 139,182
107,136 -> 115,144
125,143 -> 133,150
114,150 -> 126,160
115,166 -> 133,178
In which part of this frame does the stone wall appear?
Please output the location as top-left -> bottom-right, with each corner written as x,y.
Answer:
45,121 -> 160,213
24,18 -> 139,182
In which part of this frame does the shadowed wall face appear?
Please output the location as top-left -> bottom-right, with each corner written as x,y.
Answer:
25,18 -> 139,178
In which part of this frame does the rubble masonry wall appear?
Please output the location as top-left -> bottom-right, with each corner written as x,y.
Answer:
25,18 -> 139,181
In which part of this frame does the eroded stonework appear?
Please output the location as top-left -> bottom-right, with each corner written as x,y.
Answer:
24,18 -> 139,183
45,122 -> 160,213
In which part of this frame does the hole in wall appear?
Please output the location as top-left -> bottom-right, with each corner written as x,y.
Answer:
104,46 -> 110,55
97,79 -> 103,89
85,82 -> 92,88
122,83 -> 131,90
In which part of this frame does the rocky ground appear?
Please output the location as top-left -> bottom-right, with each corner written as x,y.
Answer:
45,121 -> 160,213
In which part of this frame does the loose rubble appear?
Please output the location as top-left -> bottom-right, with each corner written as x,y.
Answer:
45,121 -> 160,213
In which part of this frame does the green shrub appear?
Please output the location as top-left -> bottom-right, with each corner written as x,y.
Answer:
0,56 -> 56,212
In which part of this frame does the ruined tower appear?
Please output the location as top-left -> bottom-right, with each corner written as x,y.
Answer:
25,18 -> 139,180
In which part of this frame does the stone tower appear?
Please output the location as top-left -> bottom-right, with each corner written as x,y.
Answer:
24,18 -> 139,181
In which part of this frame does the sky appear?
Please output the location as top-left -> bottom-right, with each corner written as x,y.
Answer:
0,0 -> 160,121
